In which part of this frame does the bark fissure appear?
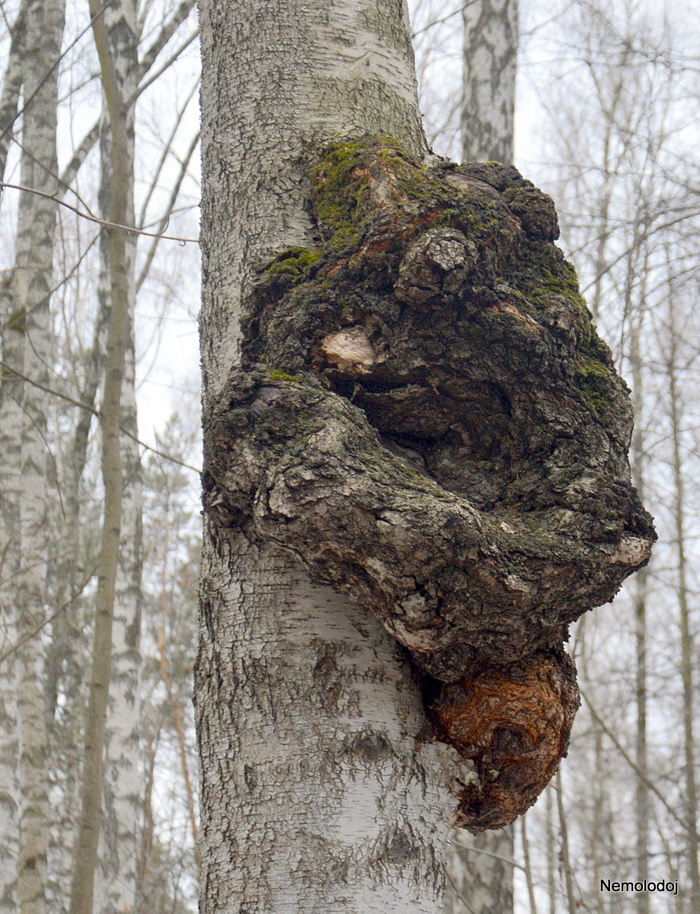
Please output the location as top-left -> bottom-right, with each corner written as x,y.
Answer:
203,138 -> 655,831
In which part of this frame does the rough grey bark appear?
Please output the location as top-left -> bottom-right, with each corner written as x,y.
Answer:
461,0 -> 518,163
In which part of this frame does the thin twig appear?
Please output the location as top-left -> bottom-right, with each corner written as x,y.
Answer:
0,360 -> 201,474
0,567 -> 96,665
0,182 -> 199,243
581,688 -> 688,830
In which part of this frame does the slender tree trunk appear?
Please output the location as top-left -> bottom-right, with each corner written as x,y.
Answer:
545,785 -> 556,914
0,0 -> 29,187
95,331 -> 142,914
68,0 -> 132,908
556,769 -> 577,914
666,286 -> 700,912
0,0 -> 65,909
628,265 -> 649,914
0,292 -> 21,914
157,550 -> 199,872
521,815 -> 538,914
0,268 -> 22,913
91,1 -> 143,908
461,0 -> 518,163
197,2 -> 468,911
43,315 -> 101,911
134,731 -> 156,912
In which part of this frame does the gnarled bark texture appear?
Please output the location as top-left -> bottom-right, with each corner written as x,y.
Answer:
203,139 -> 655,832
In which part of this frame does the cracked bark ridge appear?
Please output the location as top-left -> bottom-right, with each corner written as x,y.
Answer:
203,138 -> 655,829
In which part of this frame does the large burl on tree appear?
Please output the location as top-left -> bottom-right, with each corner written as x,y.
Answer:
203,138 -> 655,831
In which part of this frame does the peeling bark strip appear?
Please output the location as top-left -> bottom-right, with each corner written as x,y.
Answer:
203,138 -> 655,830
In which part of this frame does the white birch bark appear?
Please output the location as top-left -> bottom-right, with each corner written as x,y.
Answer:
198,1 -> 466,911
461,0 -> 518,164
0,0 -> 65,911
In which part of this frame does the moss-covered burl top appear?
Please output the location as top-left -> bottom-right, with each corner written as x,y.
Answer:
204,138 -> 656,830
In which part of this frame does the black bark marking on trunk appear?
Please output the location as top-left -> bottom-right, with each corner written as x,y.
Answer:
202,137 -> 655,830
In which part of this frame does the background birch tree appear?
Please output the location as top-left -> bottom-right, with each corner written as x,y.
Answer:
0,0 -> 66,910
461,0 -> 518,164
502,1 -> 700,909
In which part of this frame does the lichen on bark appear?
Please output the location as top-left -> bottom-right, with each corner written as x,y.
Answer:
203,137 -> 655,830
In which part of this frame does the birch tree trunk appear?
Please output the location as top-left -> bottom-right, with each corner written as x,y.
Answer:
198,1 -> 654,911
0,0 -> 65,910
628,255 -> 649,914
0,0 -> 28,187
461,0 -> 518,163
0,259 -> 21,913
197,2 -> 461,911
0,272 -> 20,914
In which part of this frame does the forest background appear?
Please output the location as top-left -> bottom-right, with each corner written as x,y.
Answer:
0,0 -> 699,911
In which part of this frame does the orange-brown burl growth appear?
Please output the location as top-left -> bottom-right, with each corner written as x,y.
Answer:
430,652 -> 579,830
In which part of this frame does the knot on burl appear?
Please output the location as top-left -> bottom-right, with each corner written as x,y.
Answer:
204,138 -> 655,830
